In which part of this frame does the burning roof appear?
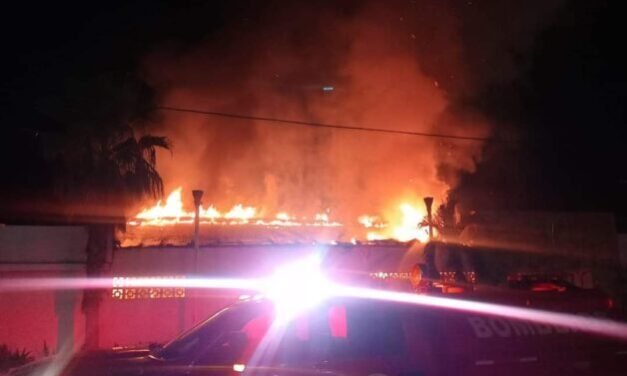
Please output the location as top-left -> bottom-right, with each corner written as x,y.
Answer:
120,187 -> 434,247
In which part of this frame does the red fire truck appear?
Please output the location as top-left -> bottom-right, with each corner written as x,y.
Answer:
17,295 -> 624,376
393,241 -> 618,315
9,249 -> 627,376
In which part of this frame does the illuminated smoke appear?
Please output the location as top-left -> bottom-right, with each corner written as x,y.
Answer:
139,1 -> 493,232
135,1 -> 565,235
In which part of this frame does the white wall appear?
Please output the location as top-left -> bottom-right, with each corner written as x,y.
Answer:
0,226 -> 88,357
0,226 -> 87,264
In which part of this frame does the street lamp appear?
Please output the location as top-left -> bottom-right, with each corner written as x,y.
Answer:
192,189 -> 204,268
424,197 -> 434,241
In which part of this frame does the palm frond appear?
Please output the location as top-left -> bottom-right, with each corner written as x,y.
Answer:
138,135 -> 170,152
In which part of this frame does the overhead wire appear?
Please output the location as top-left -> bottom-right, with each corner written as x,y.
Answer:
157,106 -> 496,142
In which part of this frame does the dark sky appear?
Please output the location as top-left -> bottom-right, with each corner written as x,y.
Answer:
454,0 -> 627,217
0,1 -> 625,225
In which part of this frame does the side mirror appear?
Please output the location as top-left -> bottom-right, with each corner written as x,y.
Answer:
148,342 -> 163,353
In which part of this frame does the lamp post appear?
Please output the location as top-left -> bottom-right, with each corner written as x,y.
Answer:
188,189 -> 204,327
424,197 -> 434,241
192,189 -> 204,272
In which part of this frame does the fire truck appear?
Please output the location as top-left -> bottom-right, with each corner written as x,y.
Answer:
9,249 -> 627,376
15,295 -> 626,376
386,241 -> 618,315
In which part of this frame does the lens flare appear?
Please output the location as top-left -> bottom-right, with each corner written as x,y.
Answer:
0,277 -> 259,292
232,363 -> 246,372
335,286 -> 627,341
5,260 -> 627,343
262,256 -> 331,320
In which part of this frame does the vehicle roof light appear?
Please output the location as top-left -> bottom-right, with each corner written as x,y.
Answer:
262,255 -> 331,320
410,264 -> 422,288
233,363 -> 246,373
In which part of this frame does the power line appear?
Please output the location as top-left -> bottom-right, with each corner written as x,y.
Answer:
157,106 -> 494,142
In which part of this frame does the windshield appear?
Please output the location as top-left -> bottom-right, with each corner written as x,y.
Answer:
274,300 -> 406,365
157,301 -> 272,361
157,298 -> 406,366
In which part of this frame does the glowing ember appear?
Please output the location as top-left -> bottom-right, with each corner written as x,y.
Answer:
200,205 -> 221,219
224,204 -> 256,222
366,232 -> 387,241
314,213 -> 330,222
358,215 -> 377,228
358,215 -> 386,229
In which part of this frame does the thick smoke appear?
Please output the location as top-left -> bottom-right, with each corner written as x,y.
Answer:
139,1 -> 558,227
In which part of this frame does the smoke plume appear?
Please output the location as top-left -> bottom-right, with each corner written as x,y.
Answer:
139,0 -> 560,227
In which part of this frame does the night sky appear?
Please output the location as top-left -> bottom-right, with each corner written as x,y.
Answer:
0,1 -> 625,227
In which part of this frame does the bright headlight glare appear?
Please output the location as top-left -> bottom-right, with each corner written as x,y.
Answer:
263,256 -> 331,319
233,363 -> 246,373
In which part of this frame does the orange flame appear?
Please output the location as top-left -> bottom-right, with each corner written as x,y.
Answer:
129,187 -> 434,243
362,203 -> 431,243
135,187 -> 188,225
224,204 -> 256,223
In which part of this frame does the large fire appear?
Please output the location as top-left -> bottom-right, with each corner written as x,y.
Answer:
128,187 -> 340,227
127,187 -> 433,243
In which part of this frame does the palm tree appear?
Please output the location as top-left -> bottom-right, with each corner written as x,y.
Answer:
78,130 -> 170,349
35,72 -> 172,349
111,134 -> 171,200
2,65 -> 170,350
